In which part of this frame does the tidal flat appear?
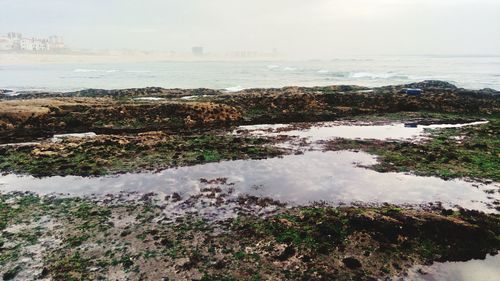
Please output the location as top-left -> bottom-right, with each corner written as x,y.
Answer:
0,81 -> 499,280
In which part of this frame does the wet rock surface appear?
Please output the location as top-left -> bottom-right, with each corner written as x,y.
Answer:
0,98 -> 241,143
0,89 -> 13,95
342,257 -> 362,269
0,87 -> 222,100
1,81 -> 498,143
0,132 -> 283,176
0,192 -> 498,281
0,81 -> 499,280
323,118 -> 500,182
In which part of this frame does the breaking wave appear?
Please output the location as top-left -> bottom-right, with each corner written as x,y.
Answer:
349,72 -> 408,79
223,85 -> 245,92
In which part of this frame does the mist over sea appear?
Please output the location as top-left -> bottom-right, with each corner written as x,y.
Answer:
1,56 -> 499,92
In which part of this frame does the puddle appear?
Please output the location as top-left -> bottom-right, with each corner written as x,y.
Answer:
0,151 -> 497,212
396,254 -> 500,281
133,97 -> 165,101
52,132 -> 97,140
180,95 -> 198,100
237,121 -> 488,142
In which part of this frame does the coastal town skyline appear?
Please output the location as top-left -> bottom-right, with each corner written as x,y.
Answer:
0,31 -> 281,60
0,32 -> 66,52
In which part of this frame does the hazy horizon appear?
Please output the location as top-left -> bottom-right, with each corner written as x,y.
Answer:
1,0 -> 500,59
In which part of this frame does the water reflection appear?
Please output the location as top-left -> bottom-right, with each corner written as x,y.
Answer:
397,254 -> 500,281
0,151 -> 497,212
237,121 -> 488,142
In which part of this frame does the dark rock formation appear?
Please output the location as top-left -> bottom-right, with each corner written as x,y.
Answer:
1,81 -> 498,142
342,257 -> 362,269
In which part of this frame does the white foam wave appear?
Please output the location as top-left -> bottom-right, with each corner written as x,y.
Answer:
266,64 -> 280,70
224,85 -> 244,92
350,72 -> 408,79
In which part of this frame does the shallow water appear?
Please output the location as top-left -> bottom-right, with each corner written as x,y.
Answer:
52,132 -> 97,140
398,254 -> 500,281
133,97 -> 166,101
1,151 -> 497,212
238,121 -> 488,142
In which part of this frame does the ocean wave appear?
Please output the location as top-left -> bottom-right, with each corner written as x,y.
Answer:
4,91 -> 21,96
224,85 -> 245,92
266,65 -> 280,70
350,72 -> 408,79
283,67 -> 297,71
324,71 -> 349,78
73,69 -> 120,73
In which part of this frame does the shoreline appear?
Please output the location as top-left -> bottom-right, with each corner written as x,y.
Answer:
0,53 -> 284,65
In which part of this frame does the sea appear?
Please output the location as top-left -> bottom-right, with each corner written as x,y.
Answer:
1,56 -> 499,92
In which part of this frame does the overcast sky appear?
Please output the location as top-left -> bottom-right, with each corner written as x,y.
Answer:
1,0 -> 499,58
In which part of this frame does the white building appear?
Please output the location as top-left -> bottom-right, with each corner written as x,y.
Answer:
19,38 -> 35,51
1,33 -> 65,52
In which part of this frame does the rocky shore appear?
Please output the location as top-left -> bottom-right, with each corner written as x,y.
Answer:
0,81 -> 499,280
1,192 -> 498,281
323,118 -> 500,183
1,81 -> 498,143
0,132 -> 283,177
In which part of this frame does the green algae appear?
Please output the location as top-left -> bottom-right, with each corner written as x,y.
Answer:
0,193 -> 498,280
0,134 -> 283,177
325,116 -> 500,181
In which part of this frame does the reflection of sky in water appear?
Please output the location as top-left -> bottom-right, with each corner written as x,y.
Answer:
238,121 -> 489,142
0,151 -> 497,212
399,254 -> 500,281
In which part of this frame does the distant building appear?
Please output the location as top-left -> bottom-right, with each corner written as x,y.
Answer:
0,37 -> 12,50
192,46 -> 204,56
0,32 -> 66,52
48,36 -> 65,50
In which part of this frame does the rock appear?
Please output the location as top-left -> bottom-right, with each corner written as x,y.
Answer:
278,218 -> 293,227
213,260 -> 226,269
175,257 -> 192,270
171,193 -> 182,202
342,257 -> 362,269
0,89 -> 13,95
120,229 -> 132,237
2,265 -> 22,280
404,80 -> 458,91
160,237 -> 173,247
31,149 -> 59,157
273,243 -> 296,261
